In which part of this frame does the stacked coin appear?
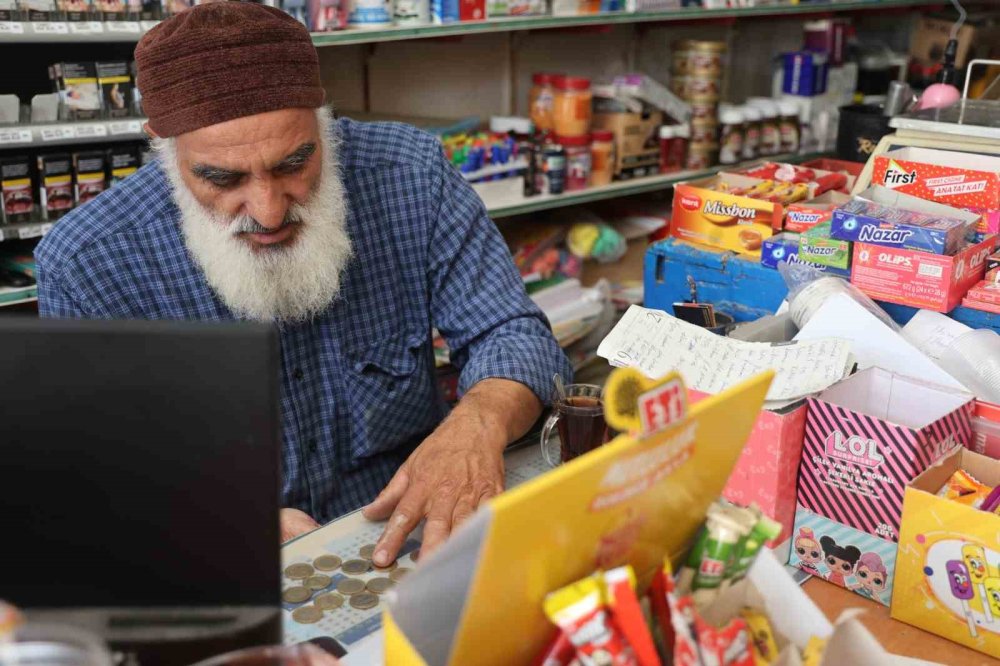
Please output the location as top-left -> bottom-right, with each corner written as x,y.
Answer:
671,39 -> 727,169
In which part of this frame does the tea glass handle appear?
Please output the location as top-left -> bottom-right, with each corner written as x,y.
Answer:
540,411 -> 561,468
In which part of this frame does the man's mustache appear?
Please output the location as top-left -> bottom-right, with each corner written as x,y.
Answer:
230,214 -> 302,235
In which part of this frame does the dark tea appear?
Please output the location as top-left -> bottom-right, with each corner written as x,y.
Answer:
556,395 -> 608,463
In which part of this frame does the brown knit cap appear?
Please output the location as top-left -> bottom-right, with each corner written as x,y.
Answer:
135,2 -> 325,138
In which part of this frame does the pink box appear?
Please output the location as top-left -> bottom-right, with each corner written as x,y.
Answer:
971,401 -> 1000,460
691,390 -> 808,544
850,234 -> 996,313
961,296 -> 1000,314
798,368 -> 973,542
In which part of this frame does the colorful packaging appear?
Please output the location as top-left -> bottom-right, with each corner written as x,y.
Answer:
893,447 -> 1000,657
37,154 -> 74,221
53,62 -> 102,121
740,608 -> 778,665
604,567 -> 661,666
962,297 -> 1000,315
57,0 -> 92,21
986,250 -> 1000,284
873,148 -> 1000,235
760,232 -> 850,278
108,146 -> 139,185
850,234 -> 996,313
310,0 -> 348,30
971,401 -> 1000,460
432,0 -> 483,21
784,200 -> 841,234
487,0 -> 543,16
94,0 -> 126,18
347,0 -> 391,27
725,515 -> 781,585
543,575 -> 638,666
20,0 -> 56,20
96,62 -> 132,118
799,221 -> 850,270
966,279 -> 1000,306
781,51 -> 828,97
936,468 -> 992,508
672,174 -> 782,257
1,156 -> 34,225
73,151 -> 106,206
831,186 -> 978,256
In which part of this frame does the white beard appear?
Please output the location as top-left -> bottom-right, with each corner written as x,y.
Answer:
152,107 -> 353,324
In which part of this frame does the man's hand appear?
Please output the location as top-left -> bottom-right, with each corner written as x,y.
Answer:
281,508 -> 320,543
362,378 -> 542,567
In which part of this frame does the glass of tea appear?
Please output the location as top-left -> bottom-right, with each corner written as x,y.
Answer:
540,383 -> 609,467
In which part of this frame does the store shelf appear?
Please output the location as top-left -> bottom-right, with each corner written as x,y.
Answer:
0,295 -> 38,308
0,118 -> 147,149
485,151 -> 829,218
0,19 -> 157,43
0,221 -> 55,242
309,0 -> 937,47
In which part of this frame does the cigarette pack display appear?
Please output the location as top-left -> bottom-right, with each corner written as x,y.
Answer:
799,222 -> 850,270
19,0 -> 56,20
108,147 -> 139,185
0,0 -> 18,21
57,0 -> 92,20
95,0 -> 126,18
73,151 -> 106,206
96,62 -> 132,119
831,186 -> 978,256
38,154 -> 74,221
53,62 -> 102,121
1,157 -> 34,225
893,447 -> 1000,657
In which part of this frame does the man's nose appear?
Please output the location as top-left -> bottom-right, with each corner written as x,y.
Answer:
244,177 -> 289,229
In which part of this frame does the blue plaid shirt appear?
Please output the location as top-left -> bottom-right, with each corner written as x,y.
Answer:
35,118 -> 571,522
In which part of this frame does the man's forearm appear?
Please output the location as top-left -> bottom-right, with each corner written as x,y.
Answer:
444,378 -> 543,453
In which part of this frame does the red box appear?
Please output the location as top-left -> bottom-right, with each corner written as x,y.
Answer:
872,147 -> 1000,234
850,235 -> 997,312
966,279 -> 1000,306
801,157 -> 864,179
784,192 -> 851,233
460,0 -> 485,19
962,296 -> 1000,314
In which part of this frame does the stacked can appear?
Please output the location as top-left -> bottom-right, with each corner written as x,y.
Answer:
671,40 -> 726,170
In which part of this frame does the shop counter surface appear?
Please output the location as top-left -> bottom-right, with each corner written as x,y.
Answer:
804,578 -> 1000,665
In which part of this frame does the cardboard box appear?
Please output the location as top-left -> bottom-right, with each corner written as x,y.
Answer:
801,157 -> 863,178
909,15 -> 1000,71
963,297 -> 1000,315
761,232 -> 851,278
893,447 -> 1000,657
851,234 -> 997,313
988,249 -> 1000,283
971,400 -> 1000,460
671,173 -> 782,257
798,368 -> 973,542
784,191 -> 851,234
873,147 -> 1000,235
592,110 -> 663,181
967,279 -> 1000,306
832,186 -> 979,256
800,221 -> 851,270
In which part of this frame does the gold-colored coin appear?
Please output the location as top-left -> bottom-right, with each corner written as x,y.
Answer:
389,567 -> 411,583
359,544 -> 376,560
282,586 -> 312,604
349,592 -> 379,611
291,606 -> 323,624
373,560 -> 397,573
313,555 -> 342,571
336,578 -> 366,596
366,577 -> 394,595
314,592 -> 345,610
284,563 -> 314,580
342,559 -> 371,576
305,574 -> 332,590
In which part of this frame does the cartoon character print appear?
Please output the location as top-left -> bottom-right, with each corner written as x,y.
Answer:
947,560 -> 974,600
985,577 -> 1000,620
963,544 -> 988,583
793,527 -> 824,576
820,535 -> 861,587
849,552 -> 889,604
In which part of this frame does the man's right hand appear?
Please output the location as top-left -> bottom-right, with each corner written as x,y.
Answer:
281,508 -> 320,543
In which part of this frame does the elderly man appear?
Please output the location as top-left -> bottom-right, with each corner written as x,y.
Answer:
35,2 -> 570,566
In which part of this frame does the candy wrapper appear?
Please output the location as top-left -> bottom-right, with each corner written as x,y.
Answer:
544,574 -> 639,666
936,469 -> 993,508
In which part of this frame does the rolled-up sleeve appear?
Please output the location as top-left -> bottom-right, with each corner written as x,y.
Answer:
427,148 -> 573,404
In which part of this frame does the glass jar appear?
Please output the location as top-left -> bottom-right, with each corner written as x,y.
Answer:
778,98 -> 802,154
552,75 -> 592,138
529,73 -> 557,134
718,105 -> 745,166
748,98 -> 781,156
558,134 -> 592,191
740,104 -> 761,161
543,144 -> 567,195
659,124 -> 675,173
590,129 -> 615,186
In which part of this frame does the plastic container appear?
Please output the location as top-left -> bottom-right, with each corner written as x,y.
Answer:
529,73 -> 557,134
543,144 -> 567,195
718,105 -> 744,165
552,75 -> 592,138
741,104 -> 761,161
778,99 -> 801,155
671,39 -> 726,77
686,138 -> 715,170
748,98 -> 781,156
590,129 -> 614,186
690,118 -> 718,145
558,134 -> 592,191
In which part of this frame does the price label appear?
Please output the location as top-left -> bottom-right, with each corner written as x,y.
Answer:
40,126 -> 77,142
0,22 -> 25,34
109,120 -> 142,135
0,128 -> 32,146
638,377 -> 687,436
106,21 -> 140,33
139,20 -> 159,32
69,21 -> 103,34
74,123 -> 107,138
31,21 -> 69,34
18,224 -> 45,240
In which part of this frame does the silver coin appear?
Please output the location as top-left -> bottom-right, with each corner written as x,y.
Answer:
305,574 -> 332,590
373,560 -> 398,573
314,592 -> 345,610
284,563 -> 314,580
389,567 -> 411,583
359,544 -> 376,560
291,605 -> 323,624
336,578 -> 366,596
313,555 -> 342,572
282,586 -> 312,604
342,559 -> 371,576
349,592 -> 379,611
366,577 -> 394,595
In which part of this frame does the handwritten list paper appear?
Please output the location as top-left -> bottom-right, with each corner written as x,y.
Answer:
597,305 -> 853,401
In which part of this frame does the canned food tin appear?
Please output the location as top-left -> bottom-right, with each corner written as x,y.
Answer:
670,75 -> 722,102
689,102 -> 719,122
672,40 -> 726,77
690,119 -> 719,144
686,141 -> 718,170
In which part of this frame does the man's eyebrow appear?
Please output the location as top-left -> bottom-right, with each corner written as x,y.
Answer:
273,142 -> 317,170
191,164 -> 246,180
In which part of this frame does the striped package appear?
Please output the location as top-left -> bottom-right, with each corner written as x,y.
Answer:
797,368 -> 973,543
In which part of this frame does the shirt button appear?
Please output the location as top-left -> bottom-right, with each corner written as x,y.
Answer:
293,368 -> 304,381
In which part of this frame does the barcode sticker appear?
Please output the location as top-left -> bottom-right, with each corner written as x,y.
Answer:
106,21 -> 140,33
0,22 -> 25,34
40,126 -> 76,142
0,128 -> 32,145
69,21 -> 103,34
74,123 -> 107,138
918,263 -> 944,279
31,22 -> 69,34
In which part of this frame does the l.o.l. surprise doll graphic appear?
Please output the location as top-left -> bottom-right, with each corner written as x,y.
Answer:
820,535 -> 861,586
793,527 -> 823,577
849,552 -> 889,604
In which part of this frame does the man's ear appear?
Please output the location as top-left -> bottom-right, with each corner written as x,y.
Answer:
143,122 -> 158,139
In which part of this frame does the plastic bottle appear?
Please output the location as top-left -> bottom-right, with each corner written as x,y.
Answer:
529,73 -> 557,134
718,105 -> 745,165
591,129 -> 615,186
740,105 -> 761,161
778,99 -> 802,154
748,98 -> 781,157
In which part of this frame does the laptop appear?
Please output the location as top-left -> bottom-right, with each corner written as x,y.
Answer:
0,318 -> 282,665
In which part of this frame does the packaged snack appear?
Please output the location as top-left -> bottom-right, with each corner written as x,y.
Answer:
37,154 -> 73,221
936,469 -> 993,508
96,62 -> 133,119
799,221 -> 851,270
20,0 -> 56,20
94,0 -> 126,18
73,151 -> 106,206
532,630 -> 576,666
604,567 -> 660,666
544,575 -> 638,666
801,636 -> 826,666
740,608 -> 778,665
647,563 -> 676,657
981,486 -> 1000,514
724,515 -> 782,585
57,0 -> 92,21
52,62 -> 102,121
689,509 -> 746,605
986,250 -> 1000,284
1,156 -> 35,225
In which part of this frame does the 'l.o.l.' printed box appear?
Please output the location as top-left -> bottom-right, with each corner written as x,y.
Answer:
797,368 -> 973,543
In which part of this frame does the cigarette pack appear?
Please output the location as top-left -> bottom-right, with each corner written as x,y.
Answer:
56,0 -> 91,20
53,62 -> 102,121
94,0 -> 126,18
38,154 -> 74,221
799,221 -> 850,270
0,0 -> 19,21
831,186 -> 977,256
19,0 -> 55,19
96,62 -> 132,119
73,151 -> 106,206
108,146 -> 139,185
1,156 -> 34,225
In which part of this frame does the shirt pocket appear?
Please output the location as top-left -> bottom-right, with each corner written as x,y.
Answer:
345,331 -> 437,460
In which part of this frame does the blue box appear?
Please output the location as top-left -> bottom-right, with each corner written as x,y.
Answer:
761,232 -> 851,277
782,51 -> 828,96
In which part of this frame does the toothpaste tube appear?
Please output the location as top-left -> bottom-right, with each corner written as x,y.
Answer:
831,196 -> 969,255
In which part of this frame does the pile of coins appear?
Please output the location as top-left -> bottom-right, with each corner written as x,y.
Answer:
283,545 -> 417,625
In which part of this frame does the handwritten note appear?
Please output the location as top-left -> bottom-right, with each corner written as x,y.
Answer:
597,305 -> 854,401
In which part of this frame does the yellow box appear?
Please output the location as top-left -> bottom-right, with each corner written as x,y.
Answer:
892,447 -> 1000,658
671,174 -> 782,257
